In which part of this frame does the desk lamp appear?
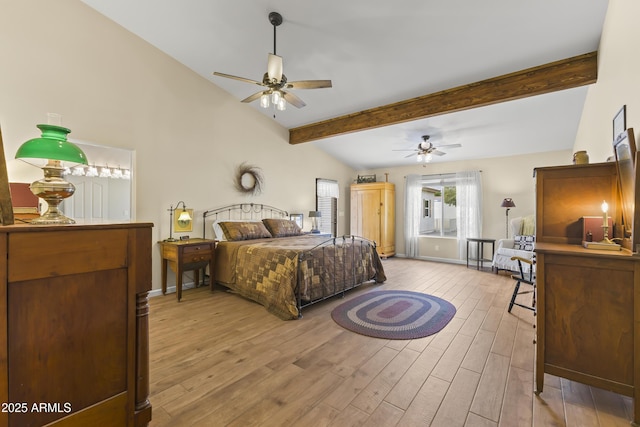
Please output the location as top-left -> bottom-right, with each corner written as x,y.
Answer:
15,123 -> 88,224
165,201 -> 192,241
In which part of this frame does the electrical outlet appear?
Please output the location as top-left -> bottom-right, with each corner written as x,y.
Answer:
434,245 -> 440,251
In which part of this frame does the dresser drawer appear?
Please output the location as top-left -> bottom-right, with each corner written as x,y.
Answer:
9,229 -> 128,282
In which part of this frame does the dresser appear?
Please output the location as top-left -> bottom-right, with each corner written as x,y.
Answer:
350,182 -> 395,257
0,223 -> 153,427
534,163 -> 639,425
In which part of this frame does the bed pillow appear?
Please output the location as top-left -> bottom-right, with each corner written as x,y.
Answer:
513,235 -> 535,251
212,219 -> 261,241
218,221 -> 271,241
262,218 -> 302,238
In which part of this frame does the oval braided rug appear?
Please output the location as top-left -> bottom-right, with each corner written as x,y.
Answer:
331,290 -> 456,339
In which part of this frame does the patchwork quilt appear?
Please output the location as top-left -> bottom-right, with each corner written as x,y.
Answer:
215,235 -> 386,320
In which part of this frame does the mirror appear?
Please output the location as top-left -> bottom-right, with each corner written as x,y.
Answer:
613,128 -> 636,239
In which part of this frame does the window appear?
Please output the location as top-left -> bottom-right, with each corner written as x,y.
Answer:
316,178 -> 339,236
419,175 -> 457,237
405,171 -> 482,259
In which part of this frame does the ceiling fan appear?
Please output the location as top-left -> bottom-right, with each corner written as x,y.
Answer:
394,135 -> 462,163
213,11 -> 332,111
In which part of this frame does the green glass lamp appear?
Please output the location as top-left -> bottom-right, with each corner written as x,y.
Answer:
15,124 -> 88,224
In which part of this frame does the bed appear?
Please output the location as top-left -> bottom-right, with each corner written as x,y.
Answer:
203,203 -> 386,319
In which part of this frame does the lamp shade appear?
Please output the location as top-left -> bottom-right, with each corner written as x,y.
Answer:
500,198 -> 516,208
15,124 -> 88,165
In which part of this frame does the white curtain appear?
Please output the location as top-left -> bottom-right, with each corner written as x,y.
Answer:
404,174 -> 422,258
456,171 -> 483,259
316,179 -> 339,198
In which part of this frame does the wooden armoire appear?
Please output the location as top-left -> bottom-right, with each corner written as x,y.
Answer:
350,182 -> 395,257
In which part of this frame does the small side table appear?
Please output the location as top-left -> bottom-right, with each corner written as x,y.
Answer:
159,238 -> 216,301
466,238 -> 496,271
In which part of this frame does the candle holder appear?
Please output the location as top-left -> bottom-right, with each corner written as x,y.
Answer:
601,224 -> 614,244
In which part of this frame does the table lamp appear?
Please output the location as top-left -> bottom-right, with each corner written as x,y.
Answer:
15,123 -> 88,224
309,210 -> 322,234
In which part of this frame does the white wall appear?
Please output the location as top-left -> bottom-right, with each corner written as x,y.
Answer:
0,0 -> 355,291
360,149 -> 571,259
574,0 -> 640,161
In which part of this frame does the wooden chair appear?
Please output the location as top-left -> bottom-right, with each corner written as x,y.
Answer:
508,255 -> 536,313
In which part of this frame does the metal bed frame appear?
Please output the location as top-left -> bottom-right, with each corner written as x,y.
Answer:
202,203 -> 379,318
295,235 -> 378,317
202,203 -> 289,239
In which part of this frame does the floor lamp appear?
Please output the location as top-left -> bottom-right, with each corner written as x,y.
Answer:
501,198 -> 516,238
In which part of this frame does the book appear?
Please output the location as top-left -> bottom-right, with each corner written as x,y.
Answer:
582,241 -> 621,251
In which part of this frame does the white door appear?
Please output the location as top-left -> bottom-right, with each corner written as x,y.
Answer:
62,176 -> 110,221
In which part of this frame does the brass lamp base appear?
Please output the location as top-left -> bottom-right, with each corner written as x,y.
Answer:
29,161 -> 76,224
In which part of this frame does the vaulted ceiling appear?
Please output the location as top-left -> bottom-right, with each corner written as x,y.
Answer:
81,0 -> 609,169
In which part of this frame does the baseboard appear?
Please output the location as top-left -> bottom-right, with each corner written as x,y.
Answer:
149,281 -> 200,298
388,253 -> 466,265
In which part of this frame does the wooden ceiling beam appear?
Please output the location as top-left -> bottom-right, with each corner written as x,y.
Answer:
289,51 -> 597,145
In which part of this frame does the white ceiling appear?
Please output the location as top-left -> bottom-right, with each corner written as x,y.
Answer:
81,0 -> 608,169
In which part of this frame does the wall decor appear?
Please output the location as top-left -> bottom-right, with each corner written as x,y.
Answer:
357,174 -> 376,183
234,162 -> 264,195
613,105 -> 626,142
290,213 -> 303,229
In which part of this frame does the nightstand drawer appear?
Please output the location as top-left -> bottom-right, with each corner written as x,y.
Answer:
183,252 -> 211,263
183,244 -> 213,254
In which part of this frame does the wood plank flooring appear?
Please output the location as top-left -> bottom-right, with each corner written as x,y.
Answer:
148,257 -> 634,426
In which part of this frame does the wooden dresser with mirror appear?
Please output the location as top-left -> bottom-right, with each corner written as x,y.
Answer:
534,161 -> 639,425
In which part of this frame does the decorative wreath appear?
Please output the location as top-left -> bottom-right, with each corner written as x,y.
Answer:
234,162 -> 264,196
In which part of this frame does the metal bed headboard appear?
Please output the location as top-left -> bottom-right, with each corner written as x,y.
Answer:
202,203 -> 289,238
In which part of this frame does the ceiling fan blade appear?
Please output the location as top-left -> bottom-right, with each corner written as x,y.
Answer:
392,149 -> 418,152
267,54 -> 283,82
213,72 -> 264,86
240,92 -> 264,102
241,91 -> 265,103
282,91 -> 306,108
286,80 -> 332,90
404,153 -> 416,158
432,150 -> 446,156
434,143 -> 462,149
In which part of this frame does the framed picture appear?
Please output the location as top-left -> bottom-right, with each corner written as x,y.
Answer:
173,208 -> 194,233
290,213 -> 303,229
613,128 -> 636,237
613,105 -> 626,142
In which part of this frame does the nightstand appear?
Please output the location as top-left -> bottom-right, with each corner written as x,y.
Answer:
159,238 -> 215,301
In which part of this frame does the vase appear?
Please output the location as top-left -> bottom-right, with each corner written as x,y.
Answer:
573,150 -> 589,165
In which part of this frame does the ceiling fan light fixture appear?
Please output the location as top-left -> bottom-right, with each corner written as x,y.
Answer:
271,90 -> 281,105
260,92 -> 270,108
277,97 -> 287,111
416,154 -> 423,162
212,11 -> 331,111
425,153 -> 433,162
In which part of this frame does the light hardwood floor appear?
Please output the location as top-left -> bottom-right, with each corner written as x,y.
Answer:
148,257 -> 634,426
